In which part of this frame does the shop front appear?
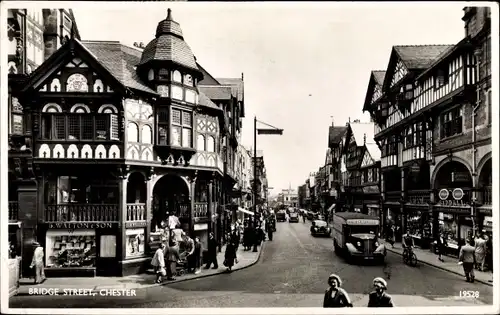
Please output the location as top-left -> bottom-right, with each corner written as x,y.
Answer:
384,204 -> 402,242
434,208 -> 473,257
403,208 -> 432,248
40,222 -> 120,277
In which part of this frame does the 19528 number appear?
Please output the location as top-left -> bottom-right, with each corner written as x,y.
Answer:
459,290 -> 479,298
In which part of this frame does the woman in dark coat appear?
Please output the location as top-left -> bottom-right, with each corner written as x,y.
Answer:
323,274 -> 352,308
243,224 -> 252,251
224,242 -> 238,272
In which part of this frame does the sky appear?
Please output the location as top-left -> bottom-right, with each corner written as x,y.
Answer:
68,2 -> 467,195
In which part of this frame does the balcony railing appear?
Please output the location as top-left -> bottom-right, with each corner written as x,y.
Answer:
402,146 -> 425,163
481,186 -> 492,206
45,204 -> 118,222
407,190 -> 431,204
9,202 -> 19,221
385,191 -> 401,203
194,202 -> 208,218
381,154 -> 398,168
127,203 -> 145,221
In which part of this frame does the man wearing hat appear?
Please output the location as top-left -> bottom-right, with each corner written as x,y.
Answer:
323,274 -> 352,307
368,277 -> 394,307
30,242 -> 46,284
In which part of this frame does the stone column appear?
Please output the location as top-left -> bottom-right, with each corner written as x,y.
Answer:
18,180 -> 38,276
189,172 -> 197,237
144,168 -> 154,254
207,176 -> 214,236
117,172 -> 128,274
400,168 -> 406,234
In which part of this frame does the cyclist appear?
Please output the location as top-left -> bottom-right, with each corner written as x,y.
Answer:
402,229 -> 415,261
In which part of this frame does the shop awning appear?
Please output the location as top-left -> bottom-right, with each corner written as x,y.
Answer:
238,207 -> 254,216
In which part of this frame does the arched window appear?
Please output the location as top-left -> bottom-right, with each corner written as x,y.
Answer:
173,70 -> 182,83
141,125 -> 152,144
127,122 -> 139,142
66,73 -> 88,92
148,69 -> 154,81
197,134 -> 206,151
159,68 -> 169,80
207,136 -> 215,152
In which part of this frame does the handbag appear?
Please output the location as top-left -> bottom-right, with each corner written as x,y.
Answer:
159,267 -> 167,277
235,258 -> 238,264
223,259 -> 228,267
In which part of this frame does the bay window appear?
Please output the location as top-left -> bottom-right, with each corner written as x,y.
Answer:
170,108 -> 193,148
41,113 -> 119,141
440,106 -> 463,139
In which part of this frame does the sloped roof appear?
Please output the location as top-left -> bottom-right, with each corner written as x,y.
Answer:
394,45 -> 454,70
82,40 -> 157,94
217,78 -> 244,102
197,63 -> 221,85
372,70 -> 386,86
328,126 -> 348,147
139,9 -> 199,71
198,85 -> 232,100
365,143 -> 381,162
350,122 -> 376,146
198,90 -> 221,111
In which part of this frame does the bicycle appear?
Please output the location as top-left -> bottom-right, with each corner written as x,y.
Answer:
403,246 -> 418,267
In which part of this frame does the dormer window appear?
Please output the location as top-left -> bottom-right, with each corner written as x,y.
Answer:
173,70 -> 182,83
159,68 -> 169,81
184,74 -> 193,87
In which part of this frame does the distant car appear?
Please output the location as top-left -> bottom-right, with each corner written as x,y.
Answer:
306,211 -> 314,220
289,212 -> 299,223
310,220 -> 331,237
276,210 -> 286,222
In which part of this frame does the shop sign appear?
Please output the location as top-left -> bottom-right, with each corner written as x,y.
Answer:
452,188 -> 464,200
125,221 -> 147,228
194,223 -> 208,231
346,219 -> 379,226
438,189 -> 449,200
48,222 -> 113,230
437,199 -> 469,207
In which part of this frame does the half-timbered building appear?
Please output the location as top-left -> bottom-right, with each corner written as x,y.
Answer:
327,125 -> 347,213
8,9 -> 246,277
338,121 -> 381,216
364,6 -> 491,251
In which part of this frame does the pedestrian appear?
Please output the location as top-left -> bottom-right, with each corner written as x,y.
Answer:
223,241 -> 238,272
267,220 -> 274,241
436,233 -> 446,262
165,240 -> 180,281
193,237 -> 202,274
30,242 -> 46,284
151,243 -> 166,283
474,232 -> 487,271
323,274 -> 353,308
368,277 -> 394,307
459,238 -> 476,283
243,224 -> 252,251
485,231 -> 492,272
205,232 -> 219,269
184,235 -> 196,273
231,229 -> 240,251
386,225 -> 395,248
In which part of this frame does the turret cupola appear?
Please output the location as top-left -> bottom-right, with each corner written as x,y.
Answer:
137,8 -> 203,104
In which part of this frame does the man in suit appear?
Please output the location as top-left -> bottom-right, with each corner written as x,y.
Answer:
205,232 -> 219,269
459,238 -> 476,283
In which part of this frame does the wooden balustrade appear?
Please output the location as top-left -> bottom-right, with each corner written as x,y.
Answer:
194,202 -> 208,218
407,189 -> 431,204
386,191 -> 401,202
45,204 -> 118,222
8,201 -> 19,221
126,203 -> 145,221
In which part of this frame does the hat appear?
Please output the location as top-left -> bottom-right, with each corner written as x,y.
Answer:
32,241 -> 40,247
328,274 -> 342,286
373,277 -> 387,289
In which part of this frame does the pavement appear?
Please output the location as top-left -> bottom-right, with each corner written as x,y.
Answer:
380,240 -> 494,286
8,219 -> 494,309
15,242 -> 262,296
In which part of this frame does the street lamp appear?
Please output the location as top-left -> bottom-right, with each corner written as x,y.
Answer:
253,116 -> 283,252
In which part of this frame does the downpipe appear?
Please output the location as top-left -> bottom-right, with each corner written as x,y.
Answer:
471,48 -> 482,235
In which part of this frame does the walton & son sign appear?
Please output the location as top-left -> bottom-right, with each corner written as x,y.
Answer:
48,222 -> 114,230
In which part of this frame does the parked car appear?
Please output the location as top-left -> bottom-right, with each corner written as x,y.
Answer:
289,212 -> 299,223
310,220 -> 331,237
276,210 -> 286,222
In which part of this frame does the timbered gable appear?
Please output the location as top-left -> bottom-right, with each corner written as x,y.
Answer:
390,59 -> 408,88
361,150 -> 374,168
22,38 -> 126,95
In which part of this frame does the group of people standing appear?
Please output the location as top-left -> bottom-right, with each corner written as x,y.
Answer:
458,230 -> 492,283
323,274 -> 394,308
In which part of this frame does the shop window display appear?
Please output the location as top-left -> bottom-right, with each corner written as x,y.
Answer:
45,230 -> 96,268
126,229 -> 145,257
439,213 -> 459,248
